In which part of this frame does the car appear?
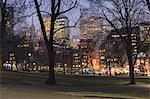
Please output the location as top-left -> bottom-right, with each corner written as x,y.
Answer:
3,63 -> 11,70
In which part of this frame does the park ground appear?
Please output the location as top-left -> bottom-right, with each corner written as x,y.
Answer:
0,71 -> 150,99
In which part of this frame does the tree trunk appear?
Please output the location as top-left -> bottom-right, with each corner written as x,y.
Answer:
34,0 -> 56,85
108,61 -> 111,76
0,8 -> 6,70
127,50 -> 136,84
46,15 -> 56,85
0,24 -> 2,69
146,0 -> 150,12
46,46 -> 56,85
63,47 -> 65,74
70,49 -> 73,75
89,53 -> 95,74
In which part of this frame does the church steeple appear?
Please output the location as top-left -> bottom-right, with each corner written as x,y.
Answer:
31,16 -> 34,27
30,16 -> 35,43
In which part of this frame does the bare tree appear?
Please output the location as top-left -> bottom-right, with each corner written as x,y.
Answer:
33,0 -> 79,85
0,0 -> 28,69
103,33 -> 126,76
145,0 -> 150,12
90,0 -> 148,84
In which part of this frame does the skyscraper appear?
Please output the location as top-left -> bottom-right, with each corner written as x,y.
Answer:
139,22 -> 150,44
30,16 -> 36,43
80,15 -> 103,39
43,15 -> 70,45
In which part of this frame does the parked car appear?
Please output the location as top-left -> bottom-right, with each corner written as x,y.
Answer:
3,63 -> 11,70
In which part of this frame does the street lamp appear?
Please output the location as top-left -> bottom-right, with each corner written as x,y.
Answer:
27,52 -> 32,71
28,53 -> 32,57
33,62 -> 36,65
138,52 -> 146,75
33,62 -> 36,71
107,58 -> 114,76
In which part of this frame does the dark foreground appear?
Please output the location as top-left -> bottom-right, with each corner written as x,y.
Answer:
0,71 -> 150,99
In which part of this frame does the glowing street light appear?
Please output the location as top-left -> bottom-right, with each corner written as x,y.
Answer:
27,52 -> 32,71
28,53 -> 32,57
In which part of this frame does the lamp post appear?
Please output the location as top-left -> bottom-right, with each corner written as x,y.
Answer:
27,52 -> 32,72
24,60 -> 26,71
107,58 -> 111,76
138,52 -> 146,76
33,62 -> 36,71
70,48 -> 73,75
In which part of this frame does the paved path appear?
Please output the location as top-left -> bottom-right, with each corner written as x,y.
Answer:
1,82 -> 150,99
1,84 -> 149,99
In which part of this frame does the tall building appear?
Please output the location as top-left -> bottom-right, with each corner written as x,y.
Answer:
43,15 -> 70,45
30,16 -> 36,43
70,35 -> 80,48
79,39 -> 89,70
139,22 -> 150,64
80,15 -> 102,38
110,29 -> 139,56
54,16 -> 70,45
16,21 -> 36,50
20,23 -> 32,48
72,48 -> 81,74
139,22 -> 150,44
43,15 -> 50,40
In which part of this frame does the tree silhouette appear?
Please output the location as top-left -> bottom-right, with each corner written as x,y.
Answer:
34,0 -> 79,85
90,0 -> 149,84
0,0 -> 27,69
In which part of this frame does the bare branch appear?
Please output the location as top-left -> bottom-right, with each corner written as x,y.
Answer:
55,0 -> 61,15
40,11 -> 51,16
57,0 -> 77,16
146,0 -> 150,12
34,0 -> 49,44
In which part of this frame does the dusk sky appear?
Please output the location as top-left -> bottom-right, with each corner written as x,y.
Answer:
26,0 -> 90,37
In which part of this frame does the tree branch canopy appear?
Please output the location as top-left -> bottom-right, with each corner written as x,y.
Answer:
34,0 -> 49,44
89,0 -> 149,84
57,0 -> 77,16
146,0 -> 150,12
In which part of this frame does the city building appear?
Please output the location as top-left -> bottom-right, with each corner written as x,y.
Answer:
30,16 -> 36,43
139,22 -> 150,44
139,22 -> 150,76
72,48 -> 81,74
80,16 -> 102,38
139,22 -> 150,59
70,35 -> 80,48
20,23 -> 32,48
79,12 -> 104,72
54,44 -> 72,74
79,39 -> 91,73
43,15 -> 70,45
110,28 -> 139,56
99,26 -> 150,76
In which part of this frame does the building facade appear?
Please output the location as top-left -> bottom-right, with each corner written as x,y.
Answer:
43,15 -> 70,45
80,16 -> 102,38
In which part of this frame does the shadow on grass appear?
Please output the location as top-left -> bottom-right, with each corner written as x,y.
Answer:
84,95 -> 132,99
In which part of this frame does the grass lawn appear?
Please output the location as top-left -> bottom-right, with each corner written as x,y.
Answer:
56,74 -> 150,86
1,71 -> 150,99
1,71 -> 150,85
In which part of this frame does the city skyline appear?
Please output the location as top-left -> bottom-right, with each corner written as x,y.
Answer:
26,0 -> 90,37
0,1 -> 150,98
